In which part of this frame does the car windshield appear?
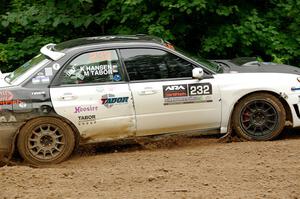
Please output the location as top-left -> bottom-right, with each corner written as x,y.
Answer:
5,54 -> 49,84
174,48 -> 223,73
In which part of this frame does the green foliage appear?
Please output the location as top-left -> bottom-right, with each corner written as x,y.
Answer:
0,0 -> 299,72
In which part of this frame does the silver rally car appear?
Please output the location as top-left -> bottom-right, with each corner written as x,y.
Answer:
1,35 -> 300,165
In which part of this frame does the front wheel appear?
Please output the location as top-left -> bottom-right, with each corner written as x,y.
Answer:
232,93 -> 286,141
17,117 -> 75,166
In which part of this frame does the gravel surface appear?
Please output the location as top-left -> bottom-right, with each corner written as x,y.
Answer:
1,131 -> 300,199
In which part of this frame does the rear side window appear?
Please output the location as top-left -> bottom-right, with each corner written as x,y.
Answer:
120,48 -> 194,81
58,50 -> 123,84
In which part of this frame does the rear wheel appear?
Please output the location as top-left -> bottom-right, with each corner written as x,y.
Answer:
17,117 -> 75,166
232,93 -> 286,141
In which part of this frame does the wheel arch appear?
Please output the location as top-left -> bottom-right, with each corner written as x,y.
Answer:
230,90 -> 292,126
10,115 -> 80,160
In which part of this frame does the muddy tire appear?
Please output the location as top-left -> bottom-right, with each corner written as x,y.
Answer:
232,93 -> 286,141
17,117 -> 75,166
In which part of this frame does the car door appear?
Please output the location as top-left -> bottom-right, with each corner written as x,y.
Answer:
120,48 -> 221,136
50,49 -> 136,142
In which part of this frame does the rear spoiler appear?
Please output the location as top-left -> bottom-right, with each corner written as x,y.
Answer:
40,43 -> 65,61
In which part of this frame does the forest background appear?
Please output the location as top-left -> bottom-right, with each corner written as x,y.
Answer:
0,0 -> 299,72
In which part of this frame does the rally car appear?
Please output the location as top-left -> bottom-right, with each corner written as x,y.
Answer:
1,35 -> 300,165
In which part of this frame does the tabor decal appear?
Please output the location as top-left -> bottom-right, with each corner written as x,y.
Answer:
78,115 -> 96,125
101,94 -> 129,108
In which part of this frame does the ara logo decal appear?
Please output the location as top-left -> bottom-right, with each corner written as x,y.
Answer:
100,94 -> 129,108
165,85 -> 186,91
163,84 -> 188,98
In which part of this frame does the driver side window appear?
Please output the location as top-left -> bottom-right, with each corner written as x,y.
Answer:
59,50 -> 123,84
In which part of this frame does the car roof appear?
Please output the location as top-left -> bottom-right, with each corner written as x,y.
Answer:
54,35 -> 165,52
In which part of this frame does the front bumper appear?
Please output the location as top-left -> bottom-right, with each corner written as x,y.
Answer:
286,93 -> 300,127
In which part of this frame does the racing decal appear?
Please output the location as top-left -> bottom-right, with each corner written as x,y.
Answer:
291,86 -> 300,91
163,84 -> 188,98
32,91 -> 46,96
32,76 -> 50,84
101,94 -> 129,108
0,91 -> 23,108
80,65 -> 115,77
74,105 -> 98,113
0,90 -> 13,101
0,115 -> 17,122
44,67 -> 53,76
89,51 -> 112,62
0,99 -> 22,106
163,83 -> 213,105
113,74 -> 122,81
188,83 -> 212,96
78,115 -> 96,125
65,67 -> 85,80
18,101 -> 27,108
65,64 -> 118,80
52,63 -> 60,70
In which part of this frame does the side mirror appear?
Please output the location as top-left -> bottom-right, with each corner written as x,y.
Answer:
192,68 -> 204,79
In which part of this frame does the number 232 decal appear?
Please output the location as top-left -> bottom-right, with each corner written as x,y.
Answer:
188,83 -> 212,96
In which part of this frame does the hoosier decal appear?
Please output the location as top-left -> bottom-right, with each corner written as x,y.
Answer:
74,105 -> 98,113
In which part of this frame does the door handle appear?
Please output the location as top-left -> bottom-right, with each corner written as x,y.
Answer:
59,93 -> 77,100
138,87 -> 157,95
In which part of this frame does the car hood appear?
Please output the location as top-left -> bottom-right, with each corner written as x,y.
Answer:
213,60 -> 300,74
213,72 -> 300,92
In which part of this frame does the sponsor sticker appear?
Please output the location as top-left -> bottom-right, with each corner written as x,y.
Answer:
163,84 -> 188,98
45,67 -> 53,76
80,64 -> 114,77
0,90 -> 13,101
0,115 -> 17,122
32,91 -> 46,96
163,83 -> 213,105
78,115 -> 96,125
113,74 -> 122,81
89,51 -> 112,62
52,63 -> 60,70
0,99 -> 22,105
74,105 -> 98,113
32,76 -> 50,84
101,94 -> 129,108
18,102 -> 27,108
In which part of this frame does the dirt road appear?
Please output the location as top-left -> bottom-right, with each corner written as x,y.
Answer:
1,131 -> 300,199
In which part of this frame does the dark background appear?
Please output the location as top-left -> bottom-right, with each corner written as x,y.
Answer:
0,0 -> 299,72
